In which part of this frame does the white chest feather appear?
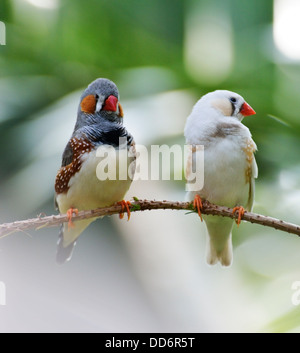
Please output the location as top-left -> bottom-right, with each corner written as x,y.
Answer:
56,147 -> 134,214
200,136 -> 251,206
187,127 -> 257,208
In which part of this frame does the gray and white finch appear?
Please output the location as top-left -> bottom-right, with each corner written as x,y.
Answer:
55,78 -> 135,264
185,90 -> 257,267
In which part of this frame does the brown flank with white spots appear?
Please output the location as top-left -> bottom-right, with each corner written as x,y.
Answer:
55,138 -> 94,194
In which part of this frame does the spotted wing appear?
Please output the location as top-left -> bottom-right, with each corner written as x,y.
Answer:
55,138 -> 94,195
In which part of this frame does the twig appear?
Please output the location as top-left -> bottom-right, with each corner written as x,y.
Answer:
0,199 -> 299,237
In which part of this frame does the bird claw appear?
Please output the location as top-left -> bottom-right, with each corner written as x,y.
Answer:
232,206 -> 245,226
117,200 -> 132,221
193,195 -> 203,222
66,208 -> 79,229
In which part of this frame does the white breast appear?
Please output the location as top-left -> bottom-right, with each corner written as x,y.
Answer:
201,136 -> 250,207
187,126 -> 254,208
56,147 -> 134,214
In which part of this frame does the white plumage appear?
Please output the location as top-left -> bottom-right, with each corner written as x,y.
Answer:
185,90 -> 257,266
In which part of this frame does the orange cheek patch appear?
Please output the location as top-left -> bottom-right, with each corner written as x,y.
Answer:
212,99 -> 232,116
81,95 -> 97,114
118,103 -> 124,117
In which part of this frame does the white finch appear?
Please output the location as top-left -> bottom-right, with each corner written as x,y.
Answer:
184,90 -> 257,267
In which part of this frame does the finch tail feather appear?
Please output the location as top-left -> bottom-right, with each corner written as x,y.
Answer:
56,218 -> 96,264
204,216 -> 234,267
56,225 -> 76,264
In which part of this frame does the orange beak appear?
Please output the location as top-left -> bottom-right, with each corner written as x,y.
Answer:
103,95 -> 118,112
240,102 -> 256,116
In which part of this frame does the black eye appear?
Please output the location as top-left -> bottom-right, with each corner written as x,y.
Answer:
230,97 -> 237,104
95,94 -> 99,101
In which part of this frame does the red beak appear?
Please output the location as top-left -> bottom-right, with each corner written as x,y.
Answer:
103,95 -> 118,112
240,102 -> 256,116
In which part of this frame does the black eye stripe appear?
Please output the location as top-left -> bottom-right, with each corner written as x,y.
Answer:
230,102 -> 235,116
229,97 -> 237,116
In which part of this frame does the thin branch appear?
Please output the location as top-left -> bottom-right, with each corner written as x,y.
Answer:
0,199 -> 299,238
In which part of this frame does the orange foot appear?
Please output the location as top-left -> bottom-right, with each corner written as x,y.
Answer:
232,206 -> 245,226
117,200 -> 132,221
66,208 -> 79,229
193,195 -> 203,222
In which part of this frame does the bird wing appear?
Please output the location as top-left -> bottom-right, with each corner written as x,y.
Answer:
61,140 -> 74,167
54,140 -> 74,209
185,145 -> 202,185
246,155 -> 258,212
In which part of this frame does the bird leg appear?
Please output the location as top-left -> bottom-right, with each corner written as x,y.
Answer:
66,208 -> 79,229
232,206 -> 245,226
193,194 -> 203,222
117,200 -> 132,221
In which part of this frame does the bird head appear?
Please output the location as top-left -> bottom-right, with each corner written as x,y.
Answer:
75,78 -> 124,130
184,90 -> 256,144
203,90 -> 256,121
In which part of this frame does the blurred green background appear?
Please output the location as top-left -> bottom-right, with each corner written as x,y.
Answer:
0,0 -> 300,333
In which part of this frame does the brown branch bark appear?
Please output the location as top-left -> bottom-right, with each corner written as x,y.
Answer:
0,199 -> 299,237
